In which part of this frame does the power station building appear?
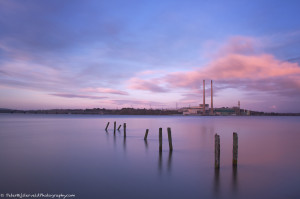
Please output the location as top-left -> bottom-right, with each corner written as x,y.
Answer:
180,80 -> 243,116
182,104 -> 209,115
181,80 -> 214,116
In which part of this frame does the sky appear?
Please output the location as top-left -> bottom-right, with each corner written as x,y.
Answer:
1,0 -> 300,112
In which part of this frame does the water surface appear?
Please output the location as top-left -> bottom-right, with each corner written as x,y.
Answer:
0,114 -> 300,199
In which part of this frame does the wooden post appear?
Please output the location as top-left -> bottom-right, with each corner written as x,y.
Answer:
123,123 -> 126,137
105,122 -> 110,131
159,128 -> 162,152
167,127 -> 173,151
215,134 -> 220,169
144,129 -> 149,140
233,132 -> 238,167
114,121 -> 116,134
117,125 -> 121,130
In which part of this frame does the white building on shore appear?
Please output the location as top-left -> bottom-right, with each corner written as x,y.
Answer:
181,104 -> 209,115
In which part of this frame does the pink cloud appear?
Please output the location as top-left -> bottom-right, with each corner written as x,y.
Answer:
129,36 -> 300,101
111,99 -> 166,107
128,77 -> 169,92
167,53 -> 300,85
136,69 -> 167,77
137,70 -> 159,76
0,42 -> 32,61
202,36 -> 261,59
217,36 -> 258,55
50,93 -> 107,100
82,87 -> 128,95
166,54 -> 300,94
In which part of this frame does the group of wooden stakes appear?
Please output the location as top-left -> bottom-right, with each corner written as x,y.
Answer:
105,121 -> 238,169
105,121 -> 173,152
215,132 -> 238,169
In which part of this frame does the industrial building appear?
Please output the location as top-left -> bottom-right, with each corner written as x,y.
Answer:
182,104 -> 209,115
180,80 -> 244,116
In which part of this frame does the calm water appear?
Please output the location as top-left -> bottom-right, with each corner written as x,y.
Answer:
0,114 -> 300,199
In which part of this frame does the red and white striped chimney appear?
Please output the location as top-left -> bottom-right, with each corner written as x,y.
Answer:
211,80 -> 213,115
203,80 -> 205,115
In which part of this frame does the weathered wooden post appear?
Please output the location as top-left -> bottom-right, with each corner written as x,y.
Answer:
117,125 -> 121,130
123,123 -> 127,137
167,127 -> 173,151
114,121 -> 116,134
159,128 -> 162,152
144,129 -> 149,140
233,132 -> 238,167
105,122 -> 110,131
215,134 -> 220,169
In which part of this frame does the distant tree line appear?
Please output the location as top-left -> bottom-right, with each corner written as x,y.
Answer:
0,108 -> 180,115
0,108 -> 299,116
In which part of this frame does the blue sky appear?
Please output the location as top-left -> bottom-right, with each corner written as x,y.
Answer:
1,0 -> 300,112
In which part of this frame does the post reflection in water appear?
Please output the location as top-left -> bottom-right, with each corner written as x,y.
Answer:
105,131 -> 109,142
167,151 -> 173,173
158,151 -> 173,175
212,166 -> 239,198
232,166 -> 238,194
144,140 -> 148,150
113,133 -> 116,148
158,151 -> 162,175
123,137 -> 126,152
213,168 -> 220,197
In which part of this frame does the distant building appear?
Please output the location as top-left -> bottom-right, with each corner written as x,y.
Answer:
179,80 -> 247,116
182,104 -> 209,115
214,107 -> 236,116
181,105 -> 245,116
247,110 -> 251,115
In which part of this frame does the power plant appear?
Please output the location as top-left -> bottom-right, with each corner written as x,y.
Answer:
181,80 -> 242,116
203,80 -> 205,115
201,79 -> 214,116
211,80 -> 213,115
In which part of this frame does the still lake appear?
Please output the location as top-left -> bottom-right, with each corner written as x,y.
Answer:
0,114 -> 300,199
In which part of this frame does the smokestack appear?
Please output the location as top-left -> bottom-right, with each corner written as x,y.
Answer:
203,80 -> 205,115
211,80 -> 213,115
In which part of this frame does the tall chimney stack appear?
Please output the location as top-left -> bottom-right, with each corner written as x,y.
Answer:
211,80 -> 213,115
203,80 -> 205,115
